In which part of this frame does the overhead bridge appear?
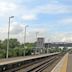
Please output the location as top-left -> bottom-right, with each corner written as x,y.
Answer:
45,42 -> 72,48
0,52 -> 60,72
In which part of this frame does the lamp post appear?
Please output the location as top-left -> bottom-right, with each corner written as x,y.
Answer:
24,25 -> 28,56
6,16 -> 14,58
47,39 -> 50,53
35,32 -> 39,54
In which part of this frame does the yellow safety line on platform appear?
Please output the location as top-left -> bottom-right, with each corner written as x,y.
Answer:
60,53 -> 68,72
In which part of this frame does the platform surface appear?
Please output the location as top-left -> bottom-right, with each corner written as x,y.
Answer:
67,54 -> 72,72
0,52 -> 59,65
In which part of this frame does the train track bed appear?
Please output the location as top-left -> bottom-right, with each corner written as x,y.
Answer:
43,55 -> 62,72
15,54 -> 63,72
0,53 -> 64,72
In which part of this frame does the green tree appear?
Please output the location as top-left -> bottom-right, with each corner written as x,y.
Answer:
0,40 -> 2,49
1,38 -> 20,49
62,47 -> 68,52
0,50 -> 6,58
9,38 -> 20,48
1,39 -> 7,50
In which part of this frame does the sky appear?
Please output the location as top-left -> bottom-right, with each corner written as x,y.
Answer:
0,0 -> 72,43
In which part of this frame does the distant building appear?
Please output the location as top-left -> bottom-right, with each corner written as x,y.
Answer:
35,37 -> 45,54
36,37 -> 45,49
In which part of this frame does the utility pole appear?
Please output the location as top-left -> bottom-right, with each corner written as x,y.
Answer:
35,32 -> 39,54
47,39 -> 50,53
6,16 -> 14,58
24,25 -> 28,56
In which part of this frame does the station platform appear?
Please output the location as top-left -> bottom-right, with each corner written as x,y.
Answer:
0,52 -> 59,66
1,52 -> 72,72
67,54 -> 72,72
51,53 -> 72,72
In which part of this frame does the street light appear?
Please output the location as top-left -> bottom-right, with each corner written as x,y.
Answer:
47,39 -> 50,53
6,16 -> 14,58
35,32 -> 39,54
24,25 -> 28,56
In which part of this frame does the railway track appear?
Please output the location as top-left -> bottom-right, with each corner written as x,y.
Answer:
26,56 -> 57,72
3,53 -> 62,72
15,55 -> 59,72
5,56 -> 54,72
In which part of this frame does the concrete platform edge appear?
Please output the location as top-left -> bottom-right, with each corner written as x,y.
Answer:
51,53 -> 68,72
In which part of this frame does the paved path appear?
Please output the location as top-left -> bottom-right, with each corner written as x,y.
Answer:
67,54 -> 72,72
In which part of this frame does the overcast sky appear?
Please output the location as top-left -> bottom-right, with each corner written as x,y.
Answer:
0,0 -> 72,43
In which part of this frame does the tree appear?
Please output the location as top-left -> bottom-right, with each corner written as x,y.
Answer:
9,38 -> 20,48
62,47 -> 68,52
0,39 -> 36,58
0,38 -> 20,49
0,50 -> 6,58
0,40 -> 2,49
48,47 -> 62,53
1,39 -> 7,50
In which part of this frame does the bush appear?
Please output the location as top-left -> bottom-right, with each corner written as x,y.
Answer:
0,49 -> 6,58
